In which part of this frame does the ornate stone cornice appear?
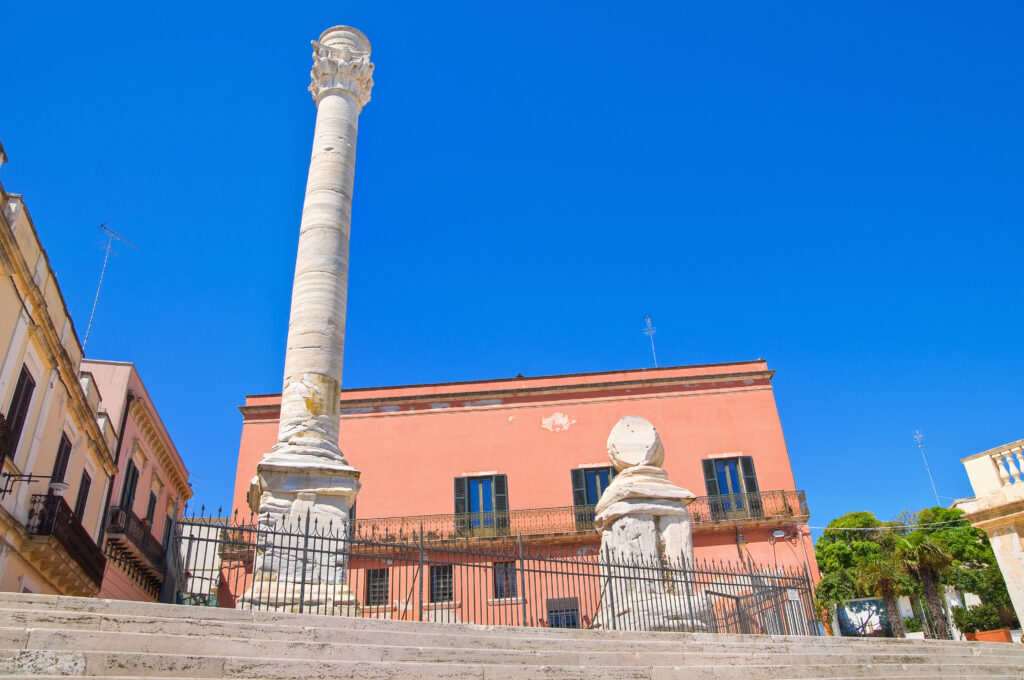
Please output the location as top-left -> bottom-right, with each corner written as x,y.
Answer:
308,27 -> 373,107
129,398 -> 191,501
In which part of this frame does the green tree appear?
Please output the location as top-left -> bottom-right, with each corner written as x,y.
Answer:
898,531 -> 953,639
853,550 -> 908,638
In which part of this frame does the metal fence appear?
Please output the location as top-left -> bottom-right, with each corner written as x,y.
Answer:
165,510 -> 819,636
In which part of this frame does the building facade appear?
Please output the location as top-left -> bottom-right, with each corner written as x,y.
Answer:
959,437 -> 1024,626
82,360 -> 191,601
232,361 -> 818,620
0,143 -> 118,596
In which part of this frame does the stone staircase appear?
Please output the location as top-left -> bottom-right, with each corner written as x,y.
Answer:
0,593 -> 1021,679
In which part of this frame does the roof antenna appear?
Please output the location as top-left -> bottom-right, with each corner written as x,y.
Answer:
643,315 -> 658,368
913,429 -> 941,507
83,223 -> 137,351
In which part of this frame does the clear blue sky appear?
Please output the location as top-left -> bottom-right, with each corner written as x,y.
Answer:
2,3 -> 1021,529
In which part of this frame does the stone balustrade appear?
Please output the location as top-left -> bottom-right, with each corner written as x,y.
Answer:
962,437 -> 1024,498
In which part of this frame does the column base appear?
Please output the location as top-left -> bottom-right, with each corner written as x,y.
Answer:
237,576 -> 359,616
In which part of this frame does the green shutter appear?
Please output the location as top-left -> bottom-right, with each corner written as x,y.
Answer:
493,474 -> 509,534
454,477 -> 468,514
740,456 -> 763,518
740,456 -> 759,493
701,460 -> 720,496
453,476 -> 469,537
570,469 -> 587,507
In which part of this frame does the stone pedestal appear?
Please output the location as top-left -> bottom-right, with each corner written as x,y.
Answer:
241,25 -> 373,614
593,416 -> 707,631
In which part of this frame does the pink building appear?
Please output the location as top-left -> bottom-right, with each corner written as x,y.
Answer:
233,361 -> 817,580
82,360 -> 191,601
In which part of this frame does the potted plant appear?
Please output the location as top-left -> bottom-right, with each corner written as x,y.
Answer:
951,603 -> 1012,643
902,616 -> 925,639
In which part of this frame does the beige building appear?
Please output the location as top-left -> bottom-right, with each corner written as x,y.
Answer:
83,360 -> 191,601
0,142 -> 118,596
959,438 -> 1024,625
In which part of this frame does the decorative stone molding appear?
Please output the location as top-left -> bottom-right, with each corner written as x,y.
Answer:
309,26 -> 374,107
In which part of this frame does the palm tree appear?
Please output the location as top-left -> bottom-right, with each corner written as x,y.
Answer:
899,532 -> 953,640
854,552 -> 907,638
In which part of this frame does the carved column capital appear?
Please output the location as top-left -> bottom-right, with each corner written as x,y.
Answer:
309,26 -> 374,107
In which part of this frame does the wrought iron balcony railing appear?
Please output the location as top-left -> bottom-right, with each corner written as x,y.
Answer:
27,494 -> 106,587
105,505 -> 167,576
351,489 -> 809,542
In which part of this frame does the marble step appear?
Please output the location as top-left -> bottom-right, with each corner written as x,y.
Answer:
3,627 -> 1021,670
0,593 -> 1013,655
1,607 -> 1016,663
1,649 -> 1019,680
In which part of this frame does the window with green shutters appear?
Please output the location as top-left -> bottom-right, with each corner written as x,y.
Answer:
570,467 -> 616,530
701,456 -> 763,520
454,474 -> 509,537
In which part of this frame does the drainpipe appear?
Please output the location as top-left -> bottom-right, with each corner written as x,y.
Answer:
97,390 -> 135,545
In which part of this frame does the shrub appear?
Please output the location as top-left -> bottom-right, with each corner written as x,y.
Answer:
950,603 -> 1003,634
902,617 -> 923,633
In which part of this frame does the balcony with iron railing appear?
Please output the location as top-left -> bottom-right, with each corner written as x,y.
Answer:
27,494 -> 106,591
105,506 -> 167,579
350,489 -> 809,543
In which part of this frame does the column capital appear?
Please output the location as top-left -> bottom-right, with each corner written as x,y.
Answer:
309,26 -> 374,107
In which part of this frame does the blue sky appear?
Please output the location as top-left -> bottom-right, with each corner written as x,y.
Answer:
2,3 -> 1021,529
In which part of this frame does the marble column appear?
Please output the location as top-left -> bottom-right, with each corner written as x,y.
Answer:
242,26 -> 372,613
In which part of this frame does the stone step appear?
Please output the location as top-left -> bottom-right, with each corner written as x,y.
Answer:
4,627 -> 1021,670
1,607 -> 1016,662
1,649 -> 1020,680
0,593 -> 1013,654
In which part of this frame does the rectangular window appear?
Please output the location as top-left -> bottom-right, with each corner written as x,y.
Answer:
702,456 -> 761,520
365,568 -> 389,606
50,433 -> 72,485
429,564 -> 453,603
546,597 -> 580,628
120,460 -> 140,510
493,561 -> 517,599
453,474 -> 508,536
571,467 -> 616,530
3,365 -> 36,461
73,470 -> 91,523
145,492 -> 158,524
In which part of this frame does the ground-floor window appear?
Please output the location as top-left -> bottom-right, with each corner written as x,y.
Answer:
546,597 -> 580,628
493,561 -> 517,599
430,564 -> 453,603
365,568 -> 389,606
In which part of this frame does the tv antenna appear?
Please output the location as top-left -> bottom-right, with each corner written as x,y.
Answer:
643,315 -> 658,368
913,429 -> 941,507
83,223 -> 137,351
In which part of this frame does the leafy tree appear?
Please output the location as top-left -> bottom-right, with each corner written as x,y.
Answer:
853,550 -> 908,638
897,532 -> 953,639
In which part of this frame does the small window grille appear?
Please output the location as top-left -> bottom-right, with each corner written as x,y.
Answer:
430,565 -> 453,603
365,568 -> 389,606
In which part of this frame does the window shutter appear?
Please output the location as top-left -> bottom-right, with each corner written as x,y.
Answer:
51,433 -> 72,484
453,476 -> 468,514
492,474 -> 508,513
73,471 -> 91,522
740,456 -> 759,493
570,469 -> 587,507
493,474 -> 509,534
702,460 -> 720,496
609,466 -> 617,480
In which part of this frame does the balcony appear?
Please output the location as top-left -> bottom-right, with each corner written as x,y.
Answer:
26,494 -> 106,595
105,506 -> 167,581
351,490 -> 810,543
